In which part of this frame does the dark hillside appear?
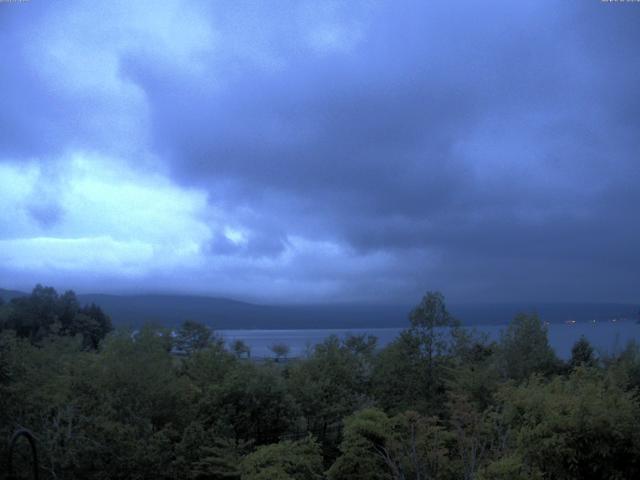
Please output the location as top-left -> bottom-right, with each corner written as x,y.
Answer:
0,288 -> 27,302
2,289 -> 637,329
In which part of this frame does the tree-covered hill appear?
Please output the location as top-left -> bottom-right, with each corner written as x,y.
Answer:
0,288 -> 27,303
1,288 -> 637,329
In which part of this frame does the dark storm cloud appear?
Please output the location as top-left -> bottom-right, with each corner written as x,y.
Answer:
0,2 -> 150,161
2,0 -> 639,302
0,5 -> 69,157
115,0 -> 640,301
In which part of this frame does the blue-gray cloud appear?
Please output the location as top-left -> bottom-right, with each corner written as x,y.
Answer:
1,0 -> 639,303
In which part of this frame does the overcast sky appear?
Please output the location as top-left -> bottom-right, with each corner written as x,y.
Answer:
1,0 -> 638,304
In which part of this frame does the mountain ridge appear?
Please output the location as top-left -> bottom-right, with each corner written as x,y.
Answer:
1,288 -> 637,330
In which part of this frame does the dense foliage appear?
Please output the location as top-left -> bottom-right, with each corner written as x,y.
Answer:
1,288 -> 640,479
0,285 -> 112,349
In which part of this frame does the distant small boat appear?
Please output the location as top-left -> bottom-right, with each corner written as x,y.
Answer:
565,319 -> 576,326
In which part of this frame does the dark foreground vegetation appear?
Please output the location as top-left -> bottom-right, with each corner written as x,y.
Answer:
2,286 -> 640,479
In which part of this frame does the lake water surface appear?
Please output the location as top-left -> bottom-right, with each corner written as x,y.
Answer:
220,321 -> 640,359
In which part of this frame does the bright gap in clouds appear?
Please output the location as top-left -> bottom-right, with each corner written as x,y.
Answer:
0,152 -> 395,302
0,152 -> 212,276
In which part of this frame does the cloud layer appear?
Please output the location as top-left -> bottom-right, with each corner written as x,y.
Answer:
1,0 -> 639,303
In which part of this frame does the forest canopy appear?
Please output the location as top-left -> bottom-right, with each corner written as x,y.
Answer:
1,288 -> 640,479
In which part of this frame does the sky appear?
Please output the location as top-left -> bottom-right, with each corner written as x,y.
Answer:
0,0 -> 639,304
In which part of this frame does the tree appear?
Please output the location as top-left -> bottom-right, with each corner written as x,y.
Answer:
241,436 -> 324,480
569,336 -> 597,369
327,408 -> 392,480
270,342 -> 290,361
1,286 -> 112,349
0,332 -> 96,479
232,339 -> 251,359
497,368 -> 640,479
372,292 -> 459,414
7,284 -> 59,341
329,408 -> 454,480
76,302 -> 113,348
387,411 -> 454,480
409,292 -> 460,401
602,340 -> 640,391
409,291 -> 459,365
198,363 -> 298,445
174,422 -> 241,479
446,392 -> 495,480
175,320 -> 213,355
181,341 -> 236,388
0,298 -> 8,331
372,331 -> 426,413
47,326 -> 194,479
448,339 -> 500,412
477,454 -> 543,480
343,333 -> 378,358
288,336 -> 372,448
86,326 -> 190,430
57,289 -> 80,334
497,313 -> 558,381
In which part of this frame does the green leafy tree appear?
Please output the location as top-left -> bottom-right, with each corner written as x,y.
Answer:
175,320 -> 214,355
0,297 -> 8,331
497,368 -> 640,479
448,339 -> 500,411
327,408 -> 392,480
0,332 -> 96,479
497,313 -> 558,381
446,392 -> 498,480
388,411 -> 454,480
181,340 -> 237,389
198,362 -> 298,445
373,292 -> 465,414
232,339 -> 251,359
477,454 -> 543,480
343,333 -> 378,358
57,289 -> 80,333
7,284 -> 59,341
288,336 -> 371,448
604,340 -> 640,391
403,291 -> 461,411
409,292 -> 460,376
56,326 -> 194,479
76,302 -> 113,348
372,330 -> 426,413
2,286 -> 112,349
270,342 -> 291,361
569,335 -> 597,369
240,436 -> 324,480
174,422 -> 241,479
329,408 -> 454,480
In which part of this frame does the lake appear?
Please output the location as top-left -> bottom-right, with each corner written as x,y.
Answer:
220,320 -> 640,359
